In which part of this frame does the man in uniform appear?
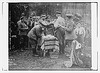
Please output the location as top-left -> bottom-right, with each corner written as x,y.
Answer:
64,14 -> 77,56
27,14 -> 47,56
73,13 -> 86,59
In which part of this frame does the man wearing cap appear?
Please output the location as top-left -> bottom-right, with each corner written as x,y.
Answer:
54,11 -> 65,28
39,14 -> 48,25
27,24 -> 43,56
54,11 -> 66,54
17,16 -> 28,50
64,13 -> 77,56
65,14 -> 77,41
73,13 -> 86,57
27,14 -> 47,56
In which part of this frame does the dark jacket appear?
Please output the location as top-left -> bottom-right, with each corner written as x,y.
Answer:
17,20 -> 28,35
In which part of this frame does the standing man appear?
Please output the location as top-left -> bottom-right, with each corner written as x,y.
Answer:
17,16 -> 28,50
27,16 -> 35,31
73,13 -> 86,57
64,14 -> 77,56
65,14 -> 77,46
54,11 -> 66,54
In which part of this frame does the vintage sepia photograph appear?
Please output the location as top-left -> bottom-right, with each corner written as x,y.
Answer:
8,2 -> 92,70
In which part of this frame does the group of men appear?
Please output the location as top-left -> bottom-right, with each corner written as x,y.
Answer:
17,11 -> 86,57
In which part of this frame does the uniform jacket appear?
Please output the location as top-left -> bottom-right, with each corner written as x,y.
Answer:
27,25 -> 43,41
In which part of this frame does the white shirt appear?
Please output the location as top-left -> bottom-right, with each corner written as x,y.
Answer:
54,16 -> 65,28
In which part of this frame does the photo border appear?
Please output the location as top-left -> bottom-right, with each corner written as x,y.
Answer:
0,0 -> 99,72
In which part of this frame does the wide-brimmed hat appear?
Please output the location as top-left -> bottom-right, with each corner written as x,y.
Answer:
66,14 -> 73,19
74,13 -> 82,19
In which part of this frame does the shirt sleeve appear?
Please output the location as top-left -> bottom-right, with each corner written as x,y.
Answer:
54,19 -> 59,27
54,17 -> 65,28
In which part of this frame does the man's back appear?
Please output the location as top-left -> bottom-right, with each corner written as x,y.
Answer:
27,25 -> 42,40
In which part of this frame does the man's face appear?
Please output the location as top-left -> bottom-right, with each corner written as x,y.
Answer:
41,15 -> 46,20
56,14 -> 61,17
35,18 -> 38,22
73,17 -> 80,23
65,17 -> 69,21
42,17 -> 46,20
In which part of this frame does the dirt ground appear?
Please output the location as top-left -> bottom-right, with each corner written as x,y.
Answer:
9,48 -> 91,71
